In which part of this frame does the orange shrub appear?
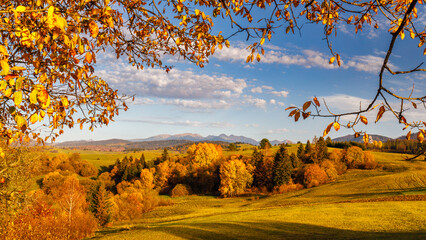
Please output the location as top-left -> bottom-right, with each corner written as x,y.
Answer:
171,184 -> 192,197
303,164 -> 328,188
362,151 -> 378,169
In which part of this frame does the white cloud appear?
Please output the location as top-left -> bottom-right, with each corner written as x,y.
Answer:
271,90 -> 289,98
251,87 -> 263,93
266,128 -> 289,134
243,96 -> 267,109
213,42 -> 392,73
262,85 -> 274,90
96,53 -> 247,100
270,99 -> 276,105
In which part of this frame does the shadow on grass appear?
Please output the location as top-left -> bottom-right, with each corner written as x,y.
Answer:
93,220 -> 426,240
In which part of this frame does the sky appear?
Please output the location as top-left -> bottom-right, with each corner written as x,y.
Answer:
57,6 -> 426,143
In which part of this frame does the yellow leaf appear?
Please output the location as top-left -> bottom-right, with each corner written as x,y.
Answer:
48,6 -> 54,18
225,40 -> 230,48
260,38 -> 265,45
30,89 -> 39,104
37,89 -> 49,104
15,115 -> 26,129
0,81 -> 6,90
61,97 -> 69,108
16,6 -> 26,12
400,32 -> 405,40
30,113 -> 38,124
256,53 -> 261,62
410,31 -> 415,39
333,122 -> 340,131
360,116 -> 368,125
0,60 -> 10,75
13,91 -> 22,106
10,66 -> 26,71
329,56 -> 335,64
417,132 -> 424,143
4,88 -> 12,97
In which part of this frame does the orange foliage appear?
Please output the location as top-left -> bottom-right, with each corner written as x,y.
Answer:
303,164 -> 328,188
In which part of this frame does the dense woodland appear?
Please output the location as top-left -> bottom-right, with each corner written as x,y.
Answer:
0,136 -> 395,239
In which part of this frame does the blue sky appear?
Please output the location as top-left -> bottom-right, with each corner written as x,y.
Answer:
58,8 -> 426,143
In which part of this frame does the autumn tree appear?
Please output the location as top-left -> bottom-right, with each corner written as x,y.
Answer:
87,182 -> 112,227
259,138 -> 272,150
219,159 -> 253,197
187,142 -> 221,170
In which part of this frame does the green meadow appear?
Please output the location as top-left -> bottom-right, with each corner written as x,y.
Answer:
69,146 -> 426,240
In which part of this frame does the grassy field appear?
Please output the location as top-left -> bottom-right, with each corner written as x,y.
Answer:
86,149 -> 426,239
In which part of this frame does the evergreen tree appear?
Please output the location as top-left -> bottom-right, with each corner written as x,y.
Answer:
273,145 -> 293,186
161,148 -> 169,163
314,137 -> 329,163
290,153 -> 301,169
296,143 -> 304,159
88,182 -> 112,227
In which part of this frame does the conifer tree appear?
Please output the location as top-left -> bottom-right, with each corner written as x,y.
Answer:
273,145 -> 293,186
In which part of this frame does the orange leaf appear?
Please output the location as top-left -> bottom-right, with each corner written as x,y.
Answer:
375,106 -> 385,123
288,109 -> 297,117
85,52 -> 92,64
302,112 -> 311,119
360,116 -> 368,125
89,21 -> 99,38
294,111 -> 300,122
303,101 -> 311,111
411,102 -> 417,109
329,56 -> 335,64
323,122 -> 333,137
313,97 -> 320,107
285,106 -> 296,111
406,130 -> 411,140
354,132 -> 360,138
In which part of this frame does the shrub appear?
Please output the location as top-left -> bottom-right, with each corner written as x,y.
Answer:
274,180 -> 304,194
303,164 -> 328,188
362,151 -> 378,169
171,184 -> 192,197
321,160 -> 338,182
344,146 -> 364,168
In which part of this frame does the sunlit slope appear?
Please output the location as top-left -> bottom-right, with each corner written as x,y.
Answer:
92,151 -> 426,239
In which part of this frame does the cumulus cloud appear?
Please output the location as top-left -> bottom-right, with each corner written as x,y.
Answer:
213,42 -> 392,73
243,96 -> 267,109
271,90 -> 289,98
251,87 -> 263,93
96,53 -> 247,100
270,99 -> 276,105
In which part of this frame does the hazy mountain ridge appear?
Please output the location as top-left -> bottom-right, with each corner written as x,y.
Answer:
131,133 -> 260,145
332,134 -> 393,143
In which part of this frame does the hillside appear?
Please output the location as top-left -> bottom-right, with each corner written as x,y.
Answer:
92,151 -> 426,239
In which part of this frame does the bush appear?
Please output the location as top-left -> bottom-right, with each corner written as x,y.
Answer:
321,160 -> 338,182
362,151 -> 378,169
344,146 -> 364,168
273,180 -> 304,194
303,164 -> 328,188
171,184 -> 192,197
